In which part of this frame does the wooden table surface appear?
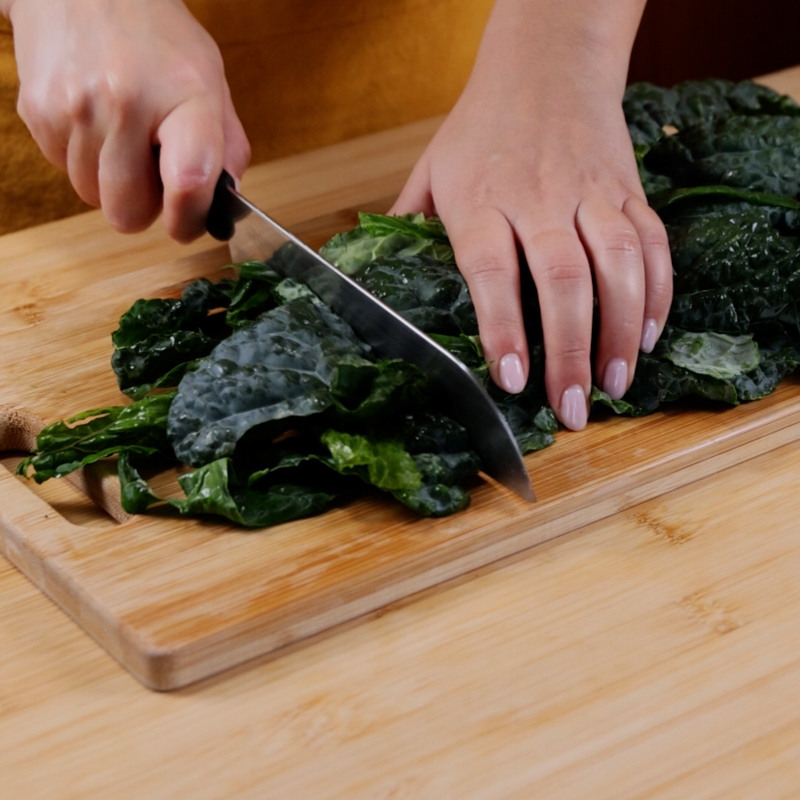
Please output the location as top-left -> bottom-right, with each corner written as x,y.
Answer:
3,66 -> 800,798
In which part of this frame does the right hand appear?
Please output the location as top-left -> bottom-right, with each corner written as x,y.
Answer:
8,0 -> 250,242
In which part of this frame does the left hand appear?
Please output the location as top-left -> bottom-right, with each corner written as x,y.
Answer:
390,64 -> 672,432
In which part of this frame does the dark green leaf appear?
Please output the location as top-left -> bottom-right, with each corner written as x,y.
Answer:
321,430 -> 422,491
167,295 -> 374,465
356,255 -> 478,335
118,451 -> 163,514
112,278 -> 235,395
320,212 -> 455,276
646,115 -> 800,196
665,331 -> 760,379
20,392 -> 175,482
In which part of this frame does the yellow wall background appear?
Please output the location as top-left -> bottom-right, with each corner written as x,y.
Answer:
0,1 -> 494,235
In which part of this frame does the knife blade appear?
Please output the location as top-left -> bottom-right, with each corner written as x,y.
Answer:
206,171 -> 534,502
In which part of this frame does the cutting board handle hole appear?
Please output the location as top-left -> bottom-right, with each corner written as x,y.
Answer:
1,404 -> 128,527
0,404 -> 43,452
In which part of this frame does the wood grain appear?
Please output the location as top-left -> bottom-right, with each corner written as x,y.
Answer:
3,378 -> 800,690
2,66 -> 800,798
3,73 -> 800,690
3,435 -> 800,797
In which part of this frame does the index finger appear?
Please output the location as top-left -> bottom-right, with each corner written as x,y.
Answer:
445,207 -> 530,395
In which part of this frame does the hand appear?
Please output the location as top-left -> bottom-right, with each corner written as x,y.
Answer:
391,0 -> 672,431
7,0 -> 250,242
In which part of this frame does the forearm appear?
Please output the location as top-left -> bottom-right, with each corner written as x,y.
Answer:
471,0 -> 647,97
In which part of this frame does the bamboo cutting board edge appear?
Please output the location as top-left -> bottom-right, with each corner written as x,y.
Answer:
3,386 -> 800,690
4,81 -> 800,689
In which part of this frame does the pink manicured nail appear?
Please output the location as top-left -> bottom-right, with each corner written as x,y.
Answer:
560,384 -> 588,431
499,353 -> 526,394
603,358 -> 628,400
641,318 -> 658,353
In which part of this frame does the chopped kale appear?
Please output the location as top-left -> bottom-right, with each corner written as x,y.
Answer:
111,278 -> 235,399
166,293 -> 374,466
17,77 -> 800,527
320,212 -> 454,276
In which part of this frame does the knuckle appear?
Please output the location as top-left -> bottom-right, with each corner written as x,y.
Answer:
107,205 -> 157,234
558,338 -> 591,360
627,202 -> 672,253
15,89 -> 36,125
602,227 -> 641,257
171,165 -> 215,196
107,88 -> 140,124
553,340 -> 592,373
538,258 -> 587,289
17,82 -> 58,131
168,63 -> 208,95
60,66 -> 141,128
464,253 -> 509,285
63,80 -> 98,127
647,271 -> 674,308
639,225 -> 670,253
100,80 -> 140,124
529,230 -> 589,288
168,47 -> 225,96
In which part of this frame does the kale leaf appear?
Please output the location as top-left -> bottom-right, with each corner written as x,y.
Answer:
111,278 -> 235,398
646,115 -> 800,196
665,331 -> 760,379
320,212 -> 454,276
167,293 -> 379,466
625,79 -> 800,194
356,254 -> 478,336
118,452 -> 346,527
18,392 -> 175,482
624,78 -> 800,149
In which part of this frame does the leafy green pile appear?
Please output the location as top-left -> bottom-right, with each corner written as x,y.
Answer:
20,252 -> 490,526
18,78 -> 800,527
610,78 -> 800,414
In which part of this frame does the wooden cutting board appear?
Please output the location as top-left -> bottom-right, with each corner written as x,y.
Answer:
3,119 -> 800,691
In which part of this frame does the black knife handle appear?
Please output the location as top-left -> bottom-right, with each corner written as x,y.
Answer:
206,169 -> 236,241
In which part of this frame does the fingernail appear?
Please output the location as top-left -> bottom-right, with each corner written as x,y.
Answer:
602,358 -> 628,400
641,318 -> 658,353
499,353 -> 526,394
560,384 -> 588,431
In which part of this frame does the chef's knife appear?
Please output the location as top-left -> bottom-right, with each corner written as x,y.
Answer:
206,171 -> 534,502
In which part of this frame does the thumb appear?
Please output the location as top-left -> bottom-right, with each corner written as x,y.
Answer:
221,83 -> 251,182
389,152 -> 435,217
